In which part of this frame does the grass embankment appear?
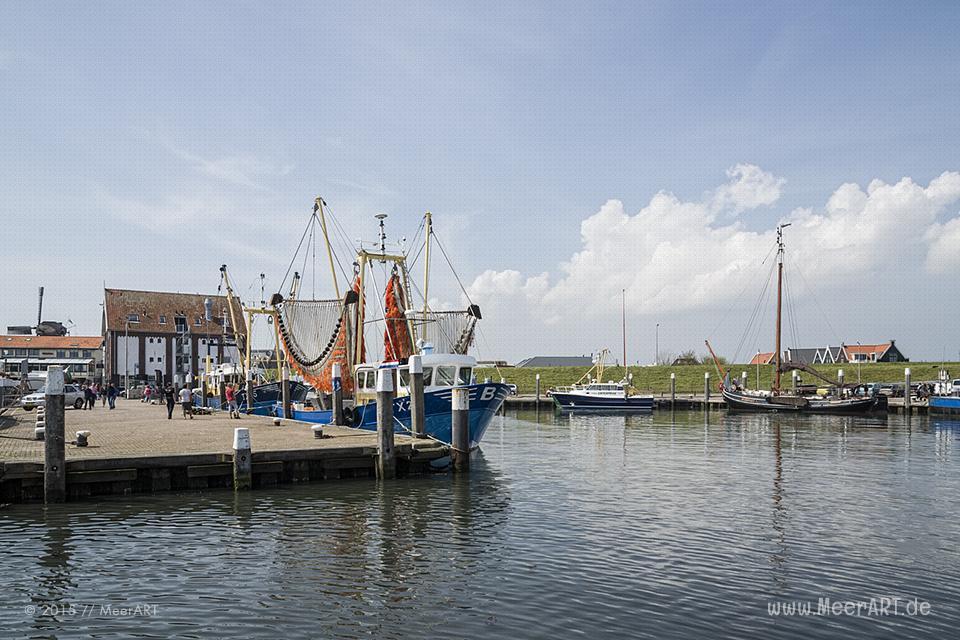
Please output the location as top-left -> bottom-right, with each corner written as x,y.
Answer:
476,362 -> 955,395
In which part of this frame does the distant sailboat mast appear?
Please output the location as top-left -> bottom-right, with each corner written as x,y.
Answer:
622,288 -> 628,382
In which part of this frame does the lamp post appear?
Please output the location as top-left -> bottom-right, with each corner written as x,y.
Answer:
857,341 -> 862,383
756,350 -> 761,390
204,298 -> 212,407
124,318 -> 130,399
655,323 -> 660,366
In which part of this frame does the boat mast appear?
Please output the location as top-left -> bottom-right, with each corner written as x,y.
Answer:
422,212 -> 432,345
314,197 -> 341,300
622,289 -> 627,382
773,223 -> 790,394
219,265 -> 246,379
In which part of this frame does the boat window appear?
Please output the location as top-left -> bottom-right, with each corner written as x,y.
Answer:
356,371 -> 369,390
399,368 -> 410,388
456,367 -> 472,385
435,366 -> 456,387
422,367 -> 433,386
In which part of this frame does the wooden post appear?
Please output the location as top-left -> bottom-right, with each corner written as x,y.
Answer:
245,368 -> 254,415
792,370 -> 798,391
838,368 -> 844,395
452,386 -> 470,473
332,362 -> 345,426
742,371 -> 747,389
44,366 -> 66,504
704,371 -> 710,405
904,367 -> 912,412
535,373 -> 541,404
281,365 -> 291,419
233,427 -> 252,490
670,372 -> 676,407
376,368 -> 396,479
409,355 -> 425,438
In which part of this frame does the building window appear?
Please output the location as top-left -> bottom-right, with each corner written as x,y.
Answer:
175,316 -> 187,332
57,350 -> 65,358
69,350 -> 78,358
127,314 -> 140,323
14,349 -> 26,357
28,349 -> 38,356
156,356 -> 162,363
82,350 -> 91,358
159,315 -> 166,324
195,317 -> 202,326
149,357 -> 154,363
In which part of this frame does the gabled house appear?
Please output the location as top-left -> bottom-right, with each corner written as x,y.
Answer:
842,341 -> 907,363
813,345 -> 847,364
750,352 -> 775,365
783,348 -> 818,364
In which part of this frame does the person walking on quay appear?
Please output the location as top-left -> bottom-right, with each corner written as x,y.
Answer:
163,383 -> 176,420
84,384 -> 96,410
225,383 -> 240,419
107,382 -> 118,409
179,385 -> 194,419
101,382 -> 107,406
142,385 -> 152,404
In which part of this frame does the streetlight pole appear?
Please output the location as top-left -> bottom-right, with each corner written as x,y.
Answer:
203,298 -> 212,408
857,341 -> 862,383
124,318 -> 130,399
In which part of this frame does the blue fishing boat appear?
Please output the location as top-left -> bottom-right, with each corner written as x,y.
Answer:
930,396 -> 960,414
290,378 -> 510,449
266,206 -> 506,448
238,380 -> 309,415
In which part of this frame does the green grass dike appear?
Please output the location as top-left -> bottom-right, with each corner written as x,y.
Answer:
476,362 -> 957,395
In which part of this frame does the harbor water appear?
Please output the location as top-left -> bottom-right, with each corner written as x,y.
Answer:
2,410 -> 959,639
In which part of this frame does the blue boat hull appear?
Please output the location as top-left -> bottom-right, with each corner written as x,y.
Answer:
239,381 -> 309,416
290,383 -> 510,449
930,396 -> 960,415
551,392 -> 653,411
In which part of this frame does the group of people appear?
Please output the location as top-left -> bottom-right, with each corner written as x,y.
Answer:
78,382 -> 119,410
76,380 -> 244,420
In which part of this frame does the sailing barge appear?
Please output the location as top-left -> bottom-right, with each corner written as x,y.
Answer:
708,224 -> 880,415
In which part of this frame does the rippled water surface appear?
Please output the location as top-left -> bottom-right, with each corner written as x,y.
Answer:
2,410 -> 959,639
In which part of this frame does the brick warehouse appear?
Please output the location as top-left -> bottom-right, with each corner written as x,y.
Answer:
102,288 -> 246,386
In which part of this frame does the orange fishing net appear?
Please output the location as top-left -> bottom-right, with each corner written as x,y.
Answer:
384,273 -> 414,362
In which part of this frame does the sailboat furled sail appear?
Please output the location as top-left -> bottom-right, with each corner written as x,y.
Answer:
383,271 -> 414,362
273,277 -> 363,394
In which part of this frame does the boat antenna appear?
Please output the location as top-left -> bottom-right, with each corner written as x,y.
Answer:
773,223 -> 791,394
422,211 -> 432,343
375,213 -> 388,260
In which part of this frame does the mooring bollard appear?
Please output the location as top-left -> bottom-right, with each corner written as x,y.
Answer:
670,372 -> 676,406
452,386 -> 470,473
332,362 -> 345,426
282,365 -> 292,419
75,430 -> 91,447
704,372 -> 710,405
742,371 -> 747,390
792,370 -> 799,391
233,427 -> 252,490
376,368 -> 396,479
44,366 -> 66,504
245,368 -> 254,415
409,355 -> 425,438
311,425 -> 324,439
904,367 -> 912,412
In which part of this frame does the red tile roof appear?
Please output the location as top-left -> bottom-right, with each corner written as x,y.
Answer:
750,352 -> 775,365
103,289 -> 244,337
843,343 -> 891,356
0,335 -> 103,349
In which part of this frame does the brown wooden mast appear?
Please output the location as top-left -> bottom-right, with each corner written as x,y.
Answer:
773,223 -> 790,394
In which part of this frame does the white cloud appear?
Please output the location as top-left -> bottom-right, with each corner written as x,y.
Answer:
925,217 -> 960,274
468,167 -> 960,354
710,163 -> 785,214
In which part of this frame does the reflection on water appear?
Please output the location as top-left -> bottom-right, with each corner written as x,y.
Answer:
2,410 -> 959,639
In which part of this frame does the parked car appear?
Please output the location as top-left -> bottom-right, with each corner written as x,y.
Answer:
20,384 -> 85,411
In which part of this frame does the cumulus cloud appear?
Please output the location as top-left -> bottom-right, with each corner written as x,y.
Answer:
468,166 -> 960,327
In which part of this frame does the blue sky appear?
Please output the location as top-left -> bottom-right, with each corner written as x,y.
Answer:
2,2 -> 959,362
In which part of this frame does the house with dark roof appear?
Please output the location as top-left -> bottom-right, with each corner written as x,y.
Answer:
102,288 -> 245,385
783,348 -> 819,364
